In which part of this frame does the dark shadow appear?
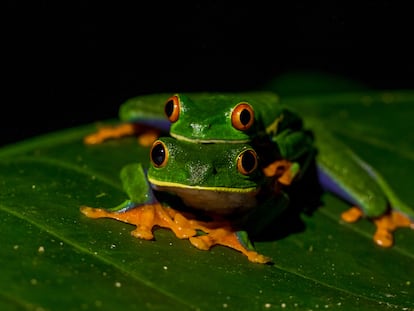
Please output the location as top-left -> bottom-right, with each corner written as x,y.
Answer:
252,159 -> 324,242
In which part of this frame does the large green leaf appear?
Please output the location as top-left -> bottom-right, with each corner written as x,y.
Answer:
1,82 -> 413,310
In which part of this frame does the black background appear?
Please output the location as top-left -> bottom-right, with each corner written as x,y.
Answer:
3,2 -> 413,147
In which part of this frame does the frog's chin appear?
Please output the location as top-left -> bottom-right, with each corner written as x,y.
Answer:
150,182 -> 259,215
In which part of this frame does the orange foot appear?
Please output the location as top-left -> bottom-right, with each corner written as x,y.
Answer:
80,204 -> 271,264
80,203 -> 197,240
184,217 -> 272,264
341,206 -> 414,247
83,123 -> 160,147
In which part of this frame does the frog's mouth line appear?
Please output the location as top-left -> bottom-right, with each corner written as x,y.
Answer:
170,133 -> 250,144
147,177 -> 258,193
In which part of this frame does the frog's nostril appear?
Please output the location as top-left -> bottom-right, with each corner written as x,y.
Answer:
212,167 -> 218,175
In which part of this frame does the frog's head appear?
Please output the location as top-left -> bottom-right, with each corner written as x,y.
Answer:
147,137 -> 264,215
164,92 -> 280,143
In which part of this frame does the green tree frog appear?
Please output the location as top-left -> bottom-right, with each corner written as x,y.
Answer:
82,92 -> 414,262
82,137 -> 291,263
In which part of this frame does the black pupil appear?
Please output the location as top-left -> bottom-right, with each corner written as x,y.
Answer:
151,143 -> 166,166
165,100 -> 174,117
240,109 -> 251,125
241,151 -> 256,173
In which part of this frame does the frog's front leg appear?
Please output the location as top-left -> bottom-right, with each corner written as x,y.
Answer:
263,129 -> 315,186
81,202 -> 198,240
81,162 -> 198,239
262,148 -> 316,188
262,159 -> 299,186
271,129 -> 314,163
81,202 -> 271,263
187,222 -> 272,264
187,190 -> 291,264
80,203 -> 157,240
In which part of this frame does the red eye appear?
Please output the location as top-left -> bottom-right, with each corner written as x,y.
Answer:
237,149 -> 258,175
231,102 -> 254,131
150,140 -> 168,168
164,95 -> 180,123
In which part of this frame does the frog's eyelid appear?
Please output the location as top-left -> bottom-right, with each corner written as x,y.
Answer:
237,148 -> 258,175
231,102 -> 255,131
150,140 -> 169,168
165,95 -> 180,123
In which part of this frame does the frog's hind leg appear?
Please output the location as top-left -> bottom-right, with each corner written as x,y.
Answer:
318,156 -> 414,247
372,210 -> 413,247
315,129 -> 414,247
84,123 -> 137,144
341,206 -> 413,247
84,123 -> 161,146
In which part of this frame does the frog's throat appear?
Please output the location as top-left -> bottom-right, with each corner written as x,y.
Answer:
148,177 -> 260,215
170,132 -> 250,144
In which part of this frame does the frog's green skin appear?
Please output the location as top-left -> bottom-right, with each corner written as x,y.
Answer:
119,92 -> 414,222
148,137 -> 262,215
120,92 -> 284,143
120,92 -> 313,163
166,93 -> 296,143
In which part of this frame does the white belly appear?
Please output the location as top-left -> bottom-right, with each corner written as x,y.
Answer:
151,184 -> 259,215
